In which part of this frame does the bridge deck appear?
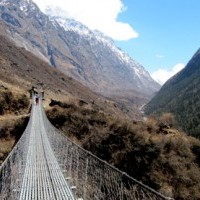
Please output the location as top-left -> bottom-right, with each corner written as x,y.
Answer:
19,103 -> 75,200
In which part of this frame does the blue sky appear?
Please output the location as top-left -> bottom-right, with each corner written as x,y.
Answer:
33,0 -> 200,84
116,0 -> 200,83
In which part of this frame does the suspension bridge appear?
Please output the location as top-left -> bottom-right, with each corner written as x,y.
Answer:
0,96 -> 173,200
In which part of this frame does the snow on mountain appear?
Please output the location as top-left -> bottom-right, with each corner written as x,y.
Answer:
45,7 -> 153,83
0,0 -> 34,14
0,0 -> 160,103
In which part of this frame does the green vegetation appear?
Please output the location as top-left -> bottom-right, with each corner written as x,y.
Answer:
145,49 -> 200,138
47,100 -> 200,200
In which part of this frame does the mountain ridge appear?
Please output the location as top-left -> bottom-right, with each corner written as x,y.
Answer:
145,48 -> 200,137
0,0 -> 160,104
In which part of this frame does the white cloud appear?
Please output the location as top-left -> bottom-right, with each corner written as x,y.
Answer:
151,63 -> 185,85
156,54 -> 165,58
32,0 -> 138,41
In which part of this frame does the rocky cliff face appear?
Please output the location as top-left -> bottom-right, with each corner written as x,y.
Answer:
0,0 -> 160,104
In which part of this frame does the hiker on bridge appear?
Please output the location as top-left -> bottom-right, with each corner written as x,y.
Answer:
35,94 -> 39,105
29,86 -> 38,98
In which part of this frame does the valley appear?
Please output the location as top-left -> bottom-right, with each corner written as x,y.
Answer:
145,48 -> 200,138
0,0 -> 200,199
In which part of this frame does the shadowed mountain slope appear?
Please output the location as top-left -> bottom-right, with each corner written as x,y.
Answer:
145,48 -> 200,137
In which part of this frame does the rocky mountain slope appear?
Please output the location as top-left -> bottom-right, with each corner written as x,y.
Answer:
0,29 -> 127,117
145,48 -> 200,137
0,0 -> 160,107
0,26 -> 130,163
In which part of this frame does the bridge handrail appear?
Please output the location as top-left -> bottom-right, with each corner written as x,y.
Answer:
0,97 -> 173,200
0,105 -> 32,170
0,104 -> 34,199
41,105 -> 173,200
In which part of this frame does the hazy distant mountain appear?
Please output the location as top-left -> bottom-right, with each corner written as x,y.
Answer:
0,0 -> 160,101
145,48 -> 200,137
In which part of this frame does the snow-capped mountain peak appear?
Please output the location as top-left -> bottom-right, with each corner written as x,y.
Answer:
0,0 -> 40,16
0,0 -> 160,100
44,7 -> 153,82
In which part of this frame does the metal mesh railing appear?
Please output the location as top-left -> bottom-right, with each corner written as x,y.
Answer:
0,105 -> 33,200
0,97 -> 173,200
42,105 -> 172,200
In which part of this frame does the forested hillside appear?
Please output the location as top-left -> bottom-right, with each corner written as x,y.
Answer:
145,49 -> 200,137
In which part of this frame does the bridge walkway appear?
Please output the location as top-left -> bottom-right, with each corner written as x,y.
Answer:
19,102 -> 75,200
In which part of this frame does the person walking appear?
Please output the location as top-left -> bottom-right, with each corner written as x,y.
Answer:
35,94 -> 39,105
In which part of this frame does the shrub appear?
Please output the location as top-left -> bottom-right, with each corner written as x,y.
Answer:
159,113 -> 175,128
0,87 -> 30,115
47,99 -> 200,199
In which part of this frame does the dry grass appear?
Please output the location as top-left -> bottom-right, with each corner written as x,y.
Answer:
0,138 -> 15,165
47,99 -> 200,200
0,114 -> 29,164
0,85 -> 30,164
0,82 -> 30,115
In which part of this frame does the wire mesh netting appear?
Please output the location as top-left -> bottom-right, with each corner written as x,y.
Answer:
42,106 -> 172,200
0,98 -> 172,200
0,105 -> 33,199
